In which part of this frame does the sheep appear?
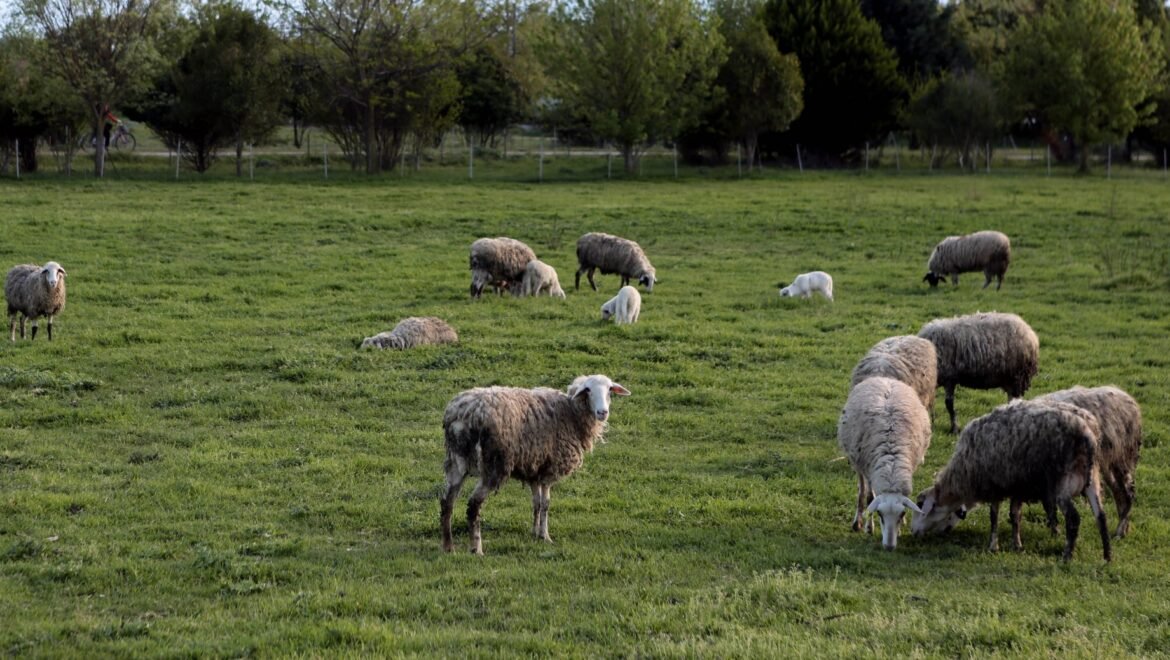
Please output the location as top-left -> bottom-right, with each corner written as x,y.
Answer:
6,261 -> 67,342
600,285 -> 641,325
779,271 -> 833,301
837,376 -> 932,550
468,237 -> 536,299
521,259 -> 566,299
575,232 -> 656,292
360,316 -> 458,350
923,230 -> 1011,290
911,399 -> 1111,562
918,311 -> 1039,434
440,374 -> 631,555
849,335 -> 938,413
1036,386 -> 1142,538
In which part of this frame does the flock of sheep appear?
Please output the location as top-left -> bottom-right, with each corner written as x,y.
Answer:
4,226 -> 1142,562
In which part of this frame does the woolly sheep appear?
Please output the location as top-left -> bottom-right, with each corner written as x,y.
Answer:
468,237 -> 536,299
923,230 -> 1011,290
440,374 -> 631,555
849,335 -> 938,413
600,285 -> 641,325
779,271 -> 833,301
918,311 -> 1039,434
1036,386 -> 1142,538
360,316 -> 458,350
837,377 -> 932,550
911,399 -> 1111,562
521,259 -> 566,299
6,261 -> 67,341
575,232 -> 656,292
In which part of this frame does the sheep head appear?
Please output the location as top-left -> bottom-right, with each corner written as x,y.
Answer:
910,486 -> 967,536
865,493 -> 923,550
42,262 -> 66,289
567,374 -> 631,421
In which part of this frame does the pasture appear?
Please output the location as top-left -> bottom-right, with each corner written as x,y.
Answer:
1,169 -> 1168,656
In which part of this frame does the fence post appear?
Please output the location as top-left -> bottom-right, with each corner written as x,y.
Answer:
1107,145 -> 1111,180
986,141 -> 991,174
323,142 -> 328,179
15,139 -> 19,179
865,142 -> 869,172
539,138 -> 544,182
1046,144 -> 1051,177
468,139 -> 474,180
607,152 -> 611,180
249,143 -> 254,181
737,144 -> 742,177
673,144 -> 678,178
796,144 -> 803,173
176,140 -> 181,179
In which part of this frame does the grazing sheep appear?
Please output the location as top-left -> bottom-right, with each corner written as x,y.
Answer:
521,259 -> 566,299
6,261 -> 67,341
837,377 -> 932,550
1037,386 -> 1142,538
923,230 -> 1011,290
918,311 -> 1039,434
440,374 -> 631,555
600,286 -> 641,325
779,271 -> 833,301
469,237 -> 536,299
575,232 -> 656,292
361,317 -> 458,350
849,335 -> 938,413
911,399 -> 1111,562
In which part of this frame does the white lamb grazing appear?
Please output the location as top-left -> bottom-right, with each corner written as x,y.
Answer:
601,286 -> 641,325
521,259 -> 566,298
779,271 -> 833,301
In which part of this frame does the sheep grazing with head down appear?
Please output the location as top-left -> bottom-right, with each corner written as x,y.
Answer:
912,399 -> 1111,562
923,230 -> 1011,290
838,377 -> 932,550
779,271 -> 833,301
440,374 -> 631,555
601,285 -> 641,325
575,232 -> 657,292
521,259 -> 566,298
361,317 -> 458,350
469,237 -> 537,299
849,335 -> 937,413
6,261 -> 67,341
918,311 -> 1039,434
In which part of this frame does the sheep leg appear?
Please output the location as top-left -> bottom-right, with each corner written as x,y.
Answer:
1109,466 -> 1133,539
1009,499 -> 1024,550
586,268 -> 598,291
538,484 -> 552,542
987,501 -> 1000,552
1060,498 -> 1080,562
29,319 -> 38,340
440,459 -> 469,553
1043,497 -> 1059,535
1085,476 -> 1112,562
529,483 -> 542,538
950,274 -> 959,287
945,385 -> 958,434
851,474 -> 870,532
46,316 -> 53,341
7,313 -> 15,341
983,271 -> 992,289
466,481 -> 491,555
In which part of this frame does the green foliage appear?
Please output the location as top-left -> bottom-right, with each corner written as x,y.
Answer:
457,46 -> 526,146
0,34 -> 85,172
907,70 -> 1002,169
860,0 -> 971,81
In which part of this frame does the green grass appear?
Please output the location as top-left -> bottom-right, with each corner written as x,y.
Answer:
1,168 -> 1169,656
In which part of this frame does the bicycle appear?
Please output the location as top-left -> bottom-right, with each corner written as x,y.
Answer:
78,121 -> 137,153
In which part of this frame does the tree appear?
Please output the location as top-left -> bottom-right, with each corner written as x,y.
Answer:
542,0 -> 724,173
0,34 -> 86,173
860,0 -> 970,81
1002,0 -> 1160,171
906,71 -> 1001,170
949,0 -> 1038,73
457,45 -> 525,147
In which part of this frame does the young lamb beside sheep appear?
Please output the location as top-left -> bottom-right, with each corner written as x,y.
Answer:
911,399 -> 1111,562
923,230 -> 1011,290
779,271 -> 833,301
838,376 -> 932,550
6,261 -> 67,341
361,317 -> 458,350
1036,386 -> 1142,538
601,286 -> 641,325
440,374 -> 631,555
521,259 -> 566,298
849,335 -> 938,413
469,237 -> 537,299
575,232 -> 657,292
918,311 -> 1039,434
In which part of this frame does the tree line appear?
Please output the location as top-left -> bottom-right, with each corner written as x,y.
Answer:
0,0 -> 1166,178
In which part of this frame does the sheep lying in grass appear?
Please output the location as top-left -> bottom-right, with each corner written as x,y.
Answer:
912,399 -> 1111,562
469,237 -> 536,299
923,230 -> 1011,290
918,311 -> 1039,434
521,259 -> 566,298
361,317 -> 458,350
6,261 -> 67,341
849,335 -> 938,413
601,286 -> 641,325
575,232 -> 656,292
838,376 -> 932,550
440,374 -> 631,555
779,271 -> 833,301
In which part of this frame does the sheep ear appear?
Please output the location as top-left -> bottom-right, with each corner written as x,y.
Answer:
864,497 -> 879,515
901,496 -> 923,515
610,383 -> 630,396
956,507 -> 967,520
568,384 -> 589,399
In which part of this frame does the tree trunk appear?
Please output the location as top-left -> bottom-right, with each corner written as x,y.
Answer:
365,95 -> 378,175
622,142 -> 637,174
235,139 -> 244,177
92,114 -> 106,178
18,137 -> 38,173
744,133 -> 758,173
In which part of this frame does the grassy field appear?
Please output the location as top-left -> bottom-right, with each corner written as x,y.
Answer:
1,167 -> 1169,656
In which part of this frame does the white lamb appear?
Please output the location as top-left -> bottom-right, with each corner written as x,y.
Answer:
521,259 -> 566,298
779,271 -> 833,301
601,286 -> 641,325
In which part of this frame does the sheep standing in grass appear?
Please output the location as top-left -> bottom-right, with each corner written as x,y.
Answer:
440,374 -> 631,555
575,232 -> 656,292
601,286 -> 641,325
912,399 -> 1111,562
1037,386 -> 1142,538
923,230 -> 1011,290
849,336 -> 937,412
779,271 -> 833,301
521,259 -> 566,298
6,261 -> 67,341
918,312 -> 1039,434
469,237 -> 536,299
838,377 -> 932,550
361,317 -> 458,350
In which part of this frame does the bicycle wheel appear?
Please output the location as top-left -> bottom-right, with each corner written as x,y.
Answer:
114,133 -> 136,152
